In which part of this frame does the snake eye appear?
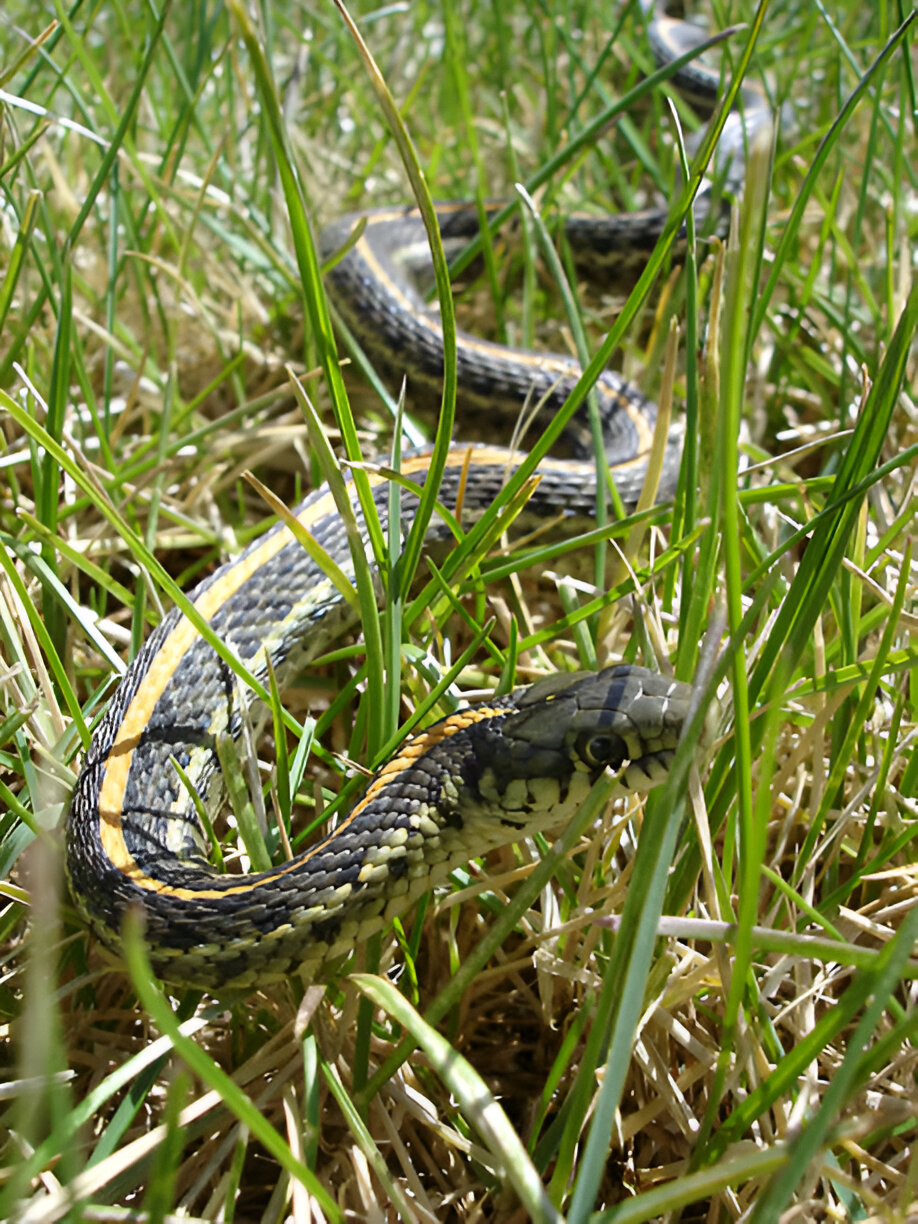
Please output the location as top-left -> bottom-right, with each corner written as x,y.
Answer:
577,731 -> 628,769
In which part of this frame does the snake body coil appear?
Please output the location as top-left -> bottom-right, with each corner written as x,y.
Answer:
66,3 -> 765,991
66,449 -> 692,990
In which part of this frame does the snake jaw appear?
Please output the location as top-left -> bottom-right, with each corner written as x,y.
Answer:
459,665 -> 695,828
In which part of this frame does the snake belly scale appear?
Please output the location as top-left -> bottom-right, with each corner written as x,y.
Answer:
64,2 -> 759,991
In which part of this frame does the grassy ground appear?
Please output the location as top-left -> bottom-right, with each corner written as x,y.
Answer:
1,0 -> 916,1220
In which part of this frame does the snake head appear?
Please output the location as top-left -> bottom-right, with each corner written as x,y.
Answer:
466,665 -> 695,829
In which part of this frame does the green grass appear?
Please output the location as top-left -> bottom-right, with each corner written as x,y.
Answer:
1,0 -> 916,1220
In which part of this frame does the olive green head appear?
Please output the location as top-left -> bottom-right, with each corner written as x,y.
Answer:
461,664 -> 695,830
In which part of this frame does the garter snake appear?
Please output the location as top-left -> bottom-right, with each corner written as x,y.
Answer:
65,2 -> 767,992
